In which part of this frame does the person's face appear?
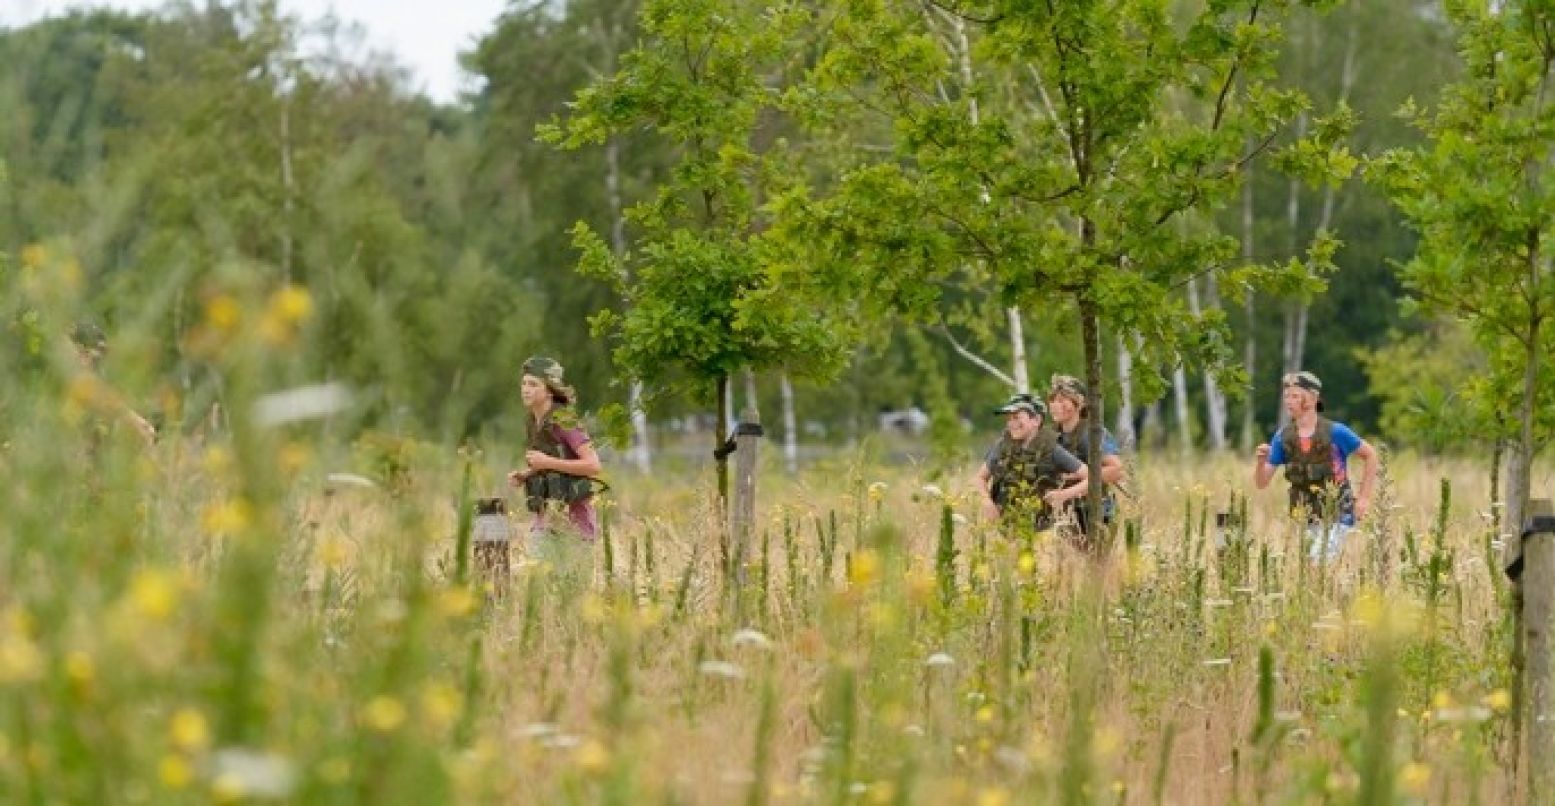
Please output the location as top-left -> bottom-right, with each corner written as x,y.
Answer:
520,374 -> 549,408
1047,393 -> 1079,426
1282,386 -> 1315,418
1005,410 -> 1040,440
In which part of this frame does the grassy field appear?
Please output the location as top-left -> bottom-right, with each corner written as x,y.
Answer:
0,378 -> 1543,806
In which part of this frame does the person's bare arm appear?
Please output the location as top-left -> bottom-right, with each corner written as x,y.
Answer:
1350,440 -> 1379,520
976,464 -> 1000,521
1100,454 -> 1123,485
1253,443 -> 1278,489
526,441 -> 603,478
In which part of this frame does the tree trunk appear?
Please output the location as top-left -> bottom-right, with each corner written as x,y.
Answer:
1116,334 -> 1136,452
1291,23 -> 1358,375
1277,113 -> 1309,431
1493,432 -> 1506,535
1079,294 -> 1107,547
1142,402 -> 1162,450
1508,299 -> 1542,802
1186,276 -> 1228,451
743,368 -> 760,420
1007,307 -> 1031,394
732,395 -> 761,588
1172,364 -> 1192,452
780,373 -> 798,475
716,373 -> 731,510
1240,161 -> 1257,451
280,97 -> 294,283
948,11 -> 1031,394
1507,320 -> 1541,571
606,136 -> 651,473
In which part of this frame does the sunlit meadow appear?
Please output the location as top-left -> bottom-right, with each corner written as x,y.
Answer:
0,246 -> 1539,804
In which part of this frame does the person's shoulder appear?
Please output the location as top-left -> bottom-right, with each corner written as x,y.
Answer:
1328,420 -> 1362,444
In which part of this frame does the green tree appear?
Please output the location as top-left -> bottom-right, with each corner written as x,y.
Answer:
1372,0 -> 1555,570
543,0 -> 853,506
785,0 -> 1351,541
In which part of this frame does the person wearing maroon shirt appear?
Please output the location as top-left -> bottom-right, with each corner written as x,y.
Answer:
506,357 -> 603,552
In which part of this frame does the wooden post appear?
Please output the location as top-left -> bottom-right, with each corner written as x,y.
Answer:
472,498 -> 512,599
1523,498 -> 1555,802
731,406 -> 763,587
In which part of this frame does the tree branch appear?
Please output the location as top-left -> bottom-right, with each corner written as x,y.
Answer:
936,320 -> 1017,387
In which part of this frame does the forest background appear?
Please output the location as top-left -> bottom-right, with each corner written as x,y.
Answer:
0,0 -> 1498,468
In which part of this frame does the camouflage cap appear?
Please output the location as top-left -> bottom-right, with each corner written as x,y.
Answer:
69,321 -> 107,352
1048,374 -> 1087,401
522,356 -> 565,385
1282,370 -> 1324,411
522,356 -> 576,405
994,393 -> 1046,418
1282,370 -> 1321,393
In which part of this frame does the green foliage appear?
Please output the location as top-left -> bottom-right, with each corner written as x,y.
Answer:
1370,0 -> 1555,527
545,0 -> 853,409
1360,317 -> 1493,451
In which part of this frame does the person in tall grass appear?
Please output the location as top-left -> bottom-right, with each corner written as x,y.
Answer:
1253,371 -> 1380,561
506,356 -> 603,547
69,321 -> 156,447
1047,374 -> 1125,544
976,393 -> 1089,534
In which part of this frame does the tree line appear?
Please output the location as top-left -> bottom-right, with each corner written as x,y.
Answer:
0,0 -> 1541,482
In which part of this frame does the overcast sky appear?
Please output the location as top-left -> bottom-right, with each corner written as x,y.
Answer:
0,0 -> 509,102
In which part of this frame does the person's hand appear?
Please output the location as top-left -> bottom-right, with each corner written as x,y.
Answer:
981,498 -> 1001,522
1254,443 -> 1271,464
1354,496 -> 1371,522
524,450 -> 553,472
506,469 -> 531,487
1044,487 -> 1077,508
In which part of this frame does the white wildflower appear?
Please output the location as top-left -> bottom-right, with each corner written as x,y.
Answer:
698,660 -> 745,680
210,748 -> 297,799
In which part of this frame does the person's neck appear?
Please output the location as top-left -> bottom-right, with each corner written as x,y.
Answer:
1056,416 -> 1080,435
528,400 -> 553,421
1294,410 -> 1320,431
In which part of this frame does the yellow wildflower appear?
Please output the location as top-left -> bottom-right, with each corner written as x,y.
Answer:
1399,762 -> 1431,797
131,569 -> 180,621
19,244 -> 46,269
0,634 -> 44,684
420,682 -> 463,731
204,295 -> 242,334
317,536 -> 350,570
1485,689 -> 1513,713
573,739 -> 610,775
435,588 -> 478,619
201,498 -> 253,537
169,708 -> 210,752
159,754 -> 193,789
849,549 -> 880,587
65,652 -> 94,688
362,696 -> 406,732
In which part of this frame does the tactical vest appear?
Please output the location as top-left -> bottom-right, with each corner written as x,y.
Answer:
523,409 -> 596,514
1280,417 -> 1353,520
989,428 -> 1065,524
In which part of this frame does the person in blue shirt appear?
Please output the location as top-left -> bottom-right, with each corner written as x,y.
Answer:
1253,371 -> 1380,561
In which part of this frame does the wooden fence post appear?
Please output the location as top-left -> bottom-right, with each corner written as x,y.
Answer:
472,497 -> 512,599
1519,498 -> 1555,802
731,407 -> 763,588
